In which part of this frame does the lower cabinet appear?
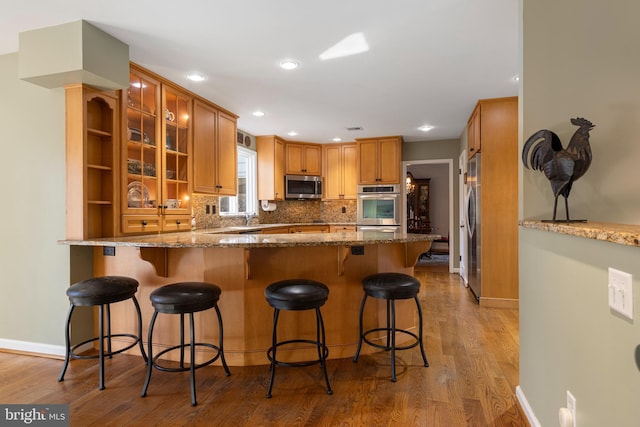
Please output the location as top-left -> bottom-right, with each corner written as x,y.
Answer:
330,225 -> 356,233
121,214 -> 192,234
121,215 -> 162,234
289,225 -> 330,233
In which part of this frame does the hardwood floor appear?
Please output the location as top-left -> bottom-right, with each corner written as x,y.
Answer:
0,261 -> 527,426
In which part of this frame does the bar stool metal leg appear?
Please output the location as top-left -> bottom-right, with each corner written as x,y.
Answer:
317,308 -> 333,395
58,305 -> 75,382
215,305 -> 230,375
189,313 -> 197,406
132,296 -> 148,363
352,294 -> 367,362
141,310 -> 158,399
266,309 -> 280,398
98,304 -> 105,390
415,296 -> 429,367
390,299 -> 396,382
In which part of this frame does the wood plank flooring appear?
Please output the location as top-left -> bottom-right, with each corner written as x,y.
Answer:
0,260 -> 527,426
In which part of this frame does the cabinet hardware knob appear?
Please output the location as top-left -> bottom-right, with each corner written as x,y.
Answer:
176,220 -> 181,225
142,220 -> 147,226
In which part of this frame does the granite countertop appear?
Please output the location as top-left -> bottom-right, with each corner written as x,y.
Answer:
520,221 -> 640,247
59,227 -> 440,249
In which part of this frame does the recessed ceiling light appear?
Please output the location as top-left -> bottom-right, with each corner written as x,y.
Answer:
418,125 -> 434,132
287,131 -> 298,136
280,60 -> 300,70
252,111 -> 265,117
332,137 -> 342,142
185,72 -> 207,82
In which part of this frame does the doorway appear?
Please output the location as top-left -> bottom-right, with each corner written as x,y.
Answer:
403,159 -> 455,273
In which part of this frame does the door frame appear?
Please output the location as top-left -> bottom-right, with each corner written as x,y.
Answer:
459,150 -> 468,283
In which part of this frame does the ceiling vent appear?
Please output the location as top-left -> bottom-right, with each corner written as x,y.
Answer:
346,126 -> 363,131
237,130 -> 253,148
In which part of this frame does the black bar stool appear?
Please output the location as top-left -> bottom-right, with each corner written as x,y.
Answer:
58,275 -> 147,390
353,272 -> 429,382
141,282 -> 230,406
265,279 -> 333,398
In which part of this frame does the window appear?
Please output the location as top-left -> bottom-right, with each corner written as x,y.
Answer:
219,146 -> 257,215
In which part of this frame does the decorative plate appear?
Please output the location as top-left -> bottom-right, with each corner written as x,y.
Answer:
127,181 -> 150,208
244,135 -> 252,147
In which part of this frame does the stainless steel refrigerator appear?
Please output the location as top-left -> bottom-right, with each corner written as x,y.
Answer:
465,154 -> 481,301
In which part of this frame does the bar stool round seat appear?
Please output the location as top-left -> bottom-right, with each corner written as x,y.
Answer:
58,276 -> 147,390
353,272 -> 429,382
141,282 -> 230,406
265,279 -> 333,398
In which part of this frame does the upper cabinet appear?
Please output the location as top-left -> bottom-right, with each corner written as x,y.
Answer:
122,66 -> 192,234
162,85 -> 192,213
193,100 -> 237,195
65,63 -> 238,237
323,143 -> 357,200
356,136 -> 403,184
256,135 -> 285,201
467,103 -> 481,159
285,142 -> 322,175
65,84 -> 119,239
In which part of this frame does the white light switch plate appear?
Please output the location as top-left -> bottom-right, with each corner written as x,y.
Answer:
608,268 -> 633,320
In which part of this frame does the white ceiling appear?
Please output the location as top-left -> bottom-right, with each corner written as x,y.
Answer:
0,0 -> 519,144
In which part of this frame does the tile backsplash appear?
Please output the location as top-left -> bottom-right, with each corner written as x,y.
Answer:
191,194 -> 356,229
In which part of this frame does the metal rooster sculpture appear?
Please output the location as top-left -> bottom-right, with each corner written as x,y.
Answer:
522,117 -> 595,222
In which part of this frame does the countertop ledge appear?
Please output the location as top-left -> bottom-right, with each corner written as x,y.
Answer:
59,230 -> 440,249
520,221 -> 640,247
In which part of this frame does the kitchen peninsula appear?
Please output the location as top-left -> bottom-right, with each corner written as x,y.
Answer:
60,229 -> 438,366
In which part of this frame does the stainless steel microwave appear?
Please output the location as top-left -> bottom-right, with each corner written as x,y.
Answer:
285,175 -> 323,200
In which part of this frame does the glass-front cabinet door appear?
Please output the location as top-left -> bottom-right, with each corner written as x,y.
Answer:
122,67 -> 192,234
162,86 -> 191,215
125,70 -> 160,214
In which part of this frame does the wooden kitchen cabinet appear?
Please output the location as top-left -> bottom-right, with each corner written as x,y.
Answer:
468,96 -> 519,306
356,136 -> 402,184
65,84 -> 119,239
467,103 -> 481,159
256,135 -> 285,201
193,100 -> 238,195
121,65 -> 193,233
323,143 -> 357,200
289,225 -> 329,233
330,225 -> 356,233
285,142 -> 322,175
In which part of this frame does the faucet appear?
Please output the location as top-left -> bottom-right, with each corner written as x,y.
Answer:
245,212 -> 255,225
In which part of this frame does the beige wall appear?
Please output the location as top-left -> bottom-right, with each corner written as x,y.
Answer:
0,53 -> 70,349
520,0 -> 640,425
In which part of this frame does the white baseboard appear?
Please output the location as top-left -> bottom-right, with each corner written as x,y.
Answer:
516,385 -> 541,427
0,338 -> 66,357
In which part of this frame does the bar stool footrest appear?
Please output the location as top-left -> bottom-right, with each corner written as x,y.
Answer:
151,343 -> 223,373
267,339 -> 329,368
362,327 -> 421,352
69,333 -> 142,360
